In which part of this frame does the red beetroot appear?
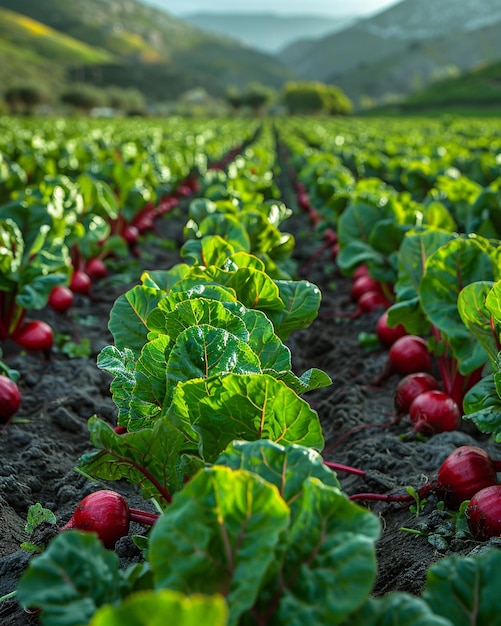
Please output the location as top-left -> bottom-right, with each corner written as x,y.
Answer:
466,485 -> 501,540
388,335 -> 432,376
48,285 -> 74,313
409,390 -> 461,435
85,258 -> 108,281
0,375 -> 21,425
352,264 -> 370,280
297,190 -> 310,210
70,270 -> 91,295
61,490 -> 159,549
322,289 -> 391,320
357,291 -> 391,314
350,274 -> 383,302
122,224 -> 139,246
13,320 -> 53,355
395,372 -> 440,416
437,446 -> 501,509
373,334 -> 433,385
376,311 -> 408,347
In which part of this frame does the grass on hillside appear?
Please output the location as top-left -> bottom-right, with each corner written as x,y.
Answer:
0,7 -> 113,65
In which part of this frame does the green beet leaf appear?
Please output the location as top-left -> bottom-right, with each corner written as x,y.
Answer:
223,250 -> 267,273
149,466 -> 289,626
270,478 -> 380,626
162,298 -> 249,342
166,373 -> 324,462
180,234 -> 236,267
267,279 -> 322,340
458,281 -> 499,367
238,209 -> 284,255
0,217 -> 70,313
227,304 -> 291,372
197,212 -> 251,252
108,284 -> 166,355
0,219 -> 23,276
387,227 -> 453,335
97,345 -> 137,423
140,265 -> 191,292
90,590 -> 228,626
225,266 -> 284,313
215,440 -> 340,511
147,285 -> 238,336
16,531 -> 123,626
270,367 -> 332,395
340,592 -> 453,625
423,548 -> 501,626
77,416 -> 200,506
463,373 -> 501,441
133,335 -> 171,420
170,265 -> 283,314
420,234 -> 497,374
164,325 -> 262,405
134,324 -> 263,416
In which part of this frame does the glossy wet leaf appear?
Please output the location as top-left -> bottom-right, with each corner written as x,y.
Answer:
387,227 -> 453,335
164,325 -> 262,404
181,235 -> 235,267
108,284 -> 165,354
268,279 -> 322,340
167,373 -> 324,462
463,374 -> 501,441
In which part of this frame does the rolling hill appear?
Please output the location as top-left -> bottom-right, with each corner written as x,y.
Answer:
0,0 -> 294,103
394,59 -> 501,113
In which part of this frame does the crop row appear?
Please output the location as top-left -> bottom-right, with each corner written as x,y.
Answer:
1,116 -> 501,625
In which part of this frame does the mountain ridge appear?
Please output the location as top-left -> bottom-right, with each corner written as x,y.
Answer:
279,0 -> 501,108
181,12 -> 357,53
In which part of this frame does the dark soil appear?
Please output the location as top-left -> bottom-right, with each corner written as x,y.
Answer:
1,201 -> 499,625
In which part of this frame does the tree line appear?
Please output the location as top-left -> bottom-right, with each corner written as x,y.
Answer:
2,80 -> 353,116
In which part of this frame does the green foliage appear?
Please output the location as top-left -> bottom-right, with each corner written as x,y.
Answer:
16,531 -> 124,625
4,81 -> 51,114
282,81 -> 353,115
60,83 -> 108,111
90,590 -> 229,626
423,549 -> 501,626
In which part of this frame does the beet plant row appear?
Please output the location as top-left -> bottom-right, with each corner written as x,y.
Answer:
2,116 -> 501,625
0,116 -> 259,423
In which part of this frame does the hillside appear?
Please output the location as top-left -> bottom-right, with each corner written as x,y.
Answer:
0,0 -> 293,103
278,0 -> 501,108
0,7 -> 115,95
394,59 -> 501,113
182,13 -> 356,54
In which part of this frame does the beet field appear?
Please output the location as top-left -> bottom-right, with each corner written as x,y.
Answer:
1,115 -> 501,626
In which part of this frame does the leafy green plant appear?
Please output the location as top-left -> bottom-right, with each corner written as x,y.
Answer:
0,215 -> 70,344
387,228 -> 500,409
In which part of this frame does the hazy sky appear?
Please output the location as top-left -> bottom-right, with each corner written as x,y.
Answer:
143,0 -> 402,17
